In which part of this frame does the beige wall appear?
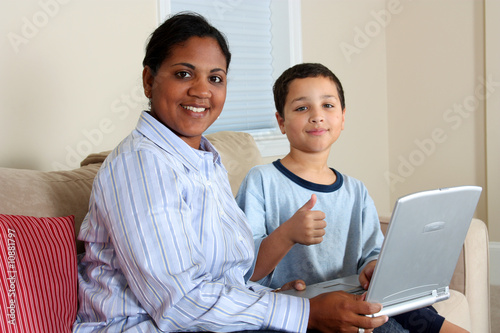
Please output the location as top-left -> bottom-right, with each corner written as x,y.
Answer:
0,0 -> 155,171
300,0 -> 496,240
299,0 -> 392,215
1,0 -> 497,241
385,0 -> 487,224
485,0 -> 500,242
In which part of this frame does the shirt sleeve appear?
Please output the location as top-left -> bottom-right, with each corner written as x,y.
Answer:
235,168 -> 275,286
357,186 -> 384,273
95,150 -> 308,332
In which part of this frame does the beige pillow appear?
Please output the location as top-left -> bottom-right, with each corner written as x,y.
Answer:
0,164 -> 101,254
206,131 -> 263,196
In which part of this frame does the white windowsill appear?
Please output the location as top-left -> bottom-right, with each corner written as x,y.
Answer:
246,129 -> 289,158
158,0 -> 301,159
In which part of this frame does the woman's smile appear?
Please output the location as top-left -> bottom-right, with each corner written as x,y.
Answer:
182,105 -> 208,113
143,36 -> 228,149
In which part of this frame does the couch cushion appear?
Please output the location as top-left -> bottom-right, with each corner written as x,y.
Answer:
79,150 -> 111,167
0,165 -> 101,255
433,289 -> 471,331
0,214 -> 77,332
205,131 -> 263,196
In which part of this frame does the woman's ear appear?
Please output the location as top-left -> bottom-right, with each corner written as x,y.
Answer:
275,112 -> 286,134
142,66 -> 154,99
341,108 -> 346,130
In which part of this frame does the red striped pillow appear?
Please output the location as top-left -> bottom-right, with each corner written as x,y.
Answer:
0,215 -> 77,333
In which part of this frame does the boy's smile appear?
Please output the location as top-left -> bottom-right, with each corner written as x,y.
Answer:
277,76 -> 345,155
307,128 -> 329,136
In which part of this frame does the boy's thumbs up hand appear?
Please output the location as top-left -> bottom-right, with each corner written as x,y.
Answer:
300,193 -> 317,211
284,194 -> 327,246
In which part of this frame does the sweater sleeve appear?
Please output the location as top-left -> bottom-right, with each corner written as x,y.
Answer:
357,186 -> 384,273
235,168 -> 274,285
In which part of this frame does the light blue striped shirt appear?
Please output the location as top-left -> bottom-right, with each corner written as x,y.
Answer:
73,111 -> 308,333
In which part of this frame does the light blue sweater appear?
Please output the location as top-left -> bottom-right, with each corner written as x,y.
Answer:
236,160 -> 384,289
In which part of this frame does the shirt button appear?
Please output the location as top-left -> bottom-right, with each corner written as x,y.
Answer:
206,181 -> 211,186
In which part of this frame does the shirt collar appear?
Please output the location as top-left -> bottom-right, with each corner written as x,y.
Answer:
135,111 -> 222,170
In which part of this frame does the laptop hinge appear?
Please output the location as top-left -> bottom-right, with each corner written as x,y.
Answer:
369,287 -> 451,318
435,286 -> 450,302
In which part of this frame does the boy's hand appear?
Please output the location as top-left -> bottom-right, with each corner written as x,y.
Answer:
359,260 -> 377,290
278,279 -> 306,292
308,291 -> 388,333
283,194 -> 326,245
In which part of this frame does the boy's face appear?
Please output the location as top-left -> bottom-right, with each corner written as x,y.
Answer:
277,76 -> 345,155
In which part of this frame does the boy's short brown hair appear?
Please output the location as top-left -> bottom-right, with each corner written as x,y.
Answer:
273,63 -> 345,118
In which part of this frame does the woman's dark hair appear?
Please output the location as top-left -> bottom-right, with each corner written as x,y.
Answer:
143,12 -> 231,75
273,63 -> 345,118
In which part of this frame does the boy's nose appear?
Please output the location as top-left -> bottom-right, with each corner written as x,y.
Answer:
310,109 -> 324,123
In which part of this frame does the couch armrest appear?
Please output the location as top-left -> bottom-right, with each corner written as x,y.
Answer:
460,218 -> 490,333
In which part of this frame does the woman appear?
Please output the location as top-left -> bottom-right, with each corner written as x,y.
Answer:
73,12 -> 387,333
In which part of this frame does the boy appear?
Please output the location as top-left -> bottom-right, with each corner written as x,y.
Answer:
236,63 -> 467,333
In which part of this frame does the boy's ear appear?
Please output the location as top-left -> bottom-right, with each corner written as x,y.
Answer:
275,112 -> 286,134
142,66 -> 154,99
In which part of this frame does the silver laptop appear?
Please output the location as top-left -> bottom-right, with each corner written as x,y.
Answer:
282,186 -> 482,317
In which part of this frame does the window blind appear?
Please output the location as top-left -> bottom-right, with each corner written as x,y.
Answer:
169,0 -> 276,133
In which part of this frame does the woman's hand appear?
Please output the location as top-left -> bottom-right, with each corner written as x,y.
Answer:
308,291 -> 388,333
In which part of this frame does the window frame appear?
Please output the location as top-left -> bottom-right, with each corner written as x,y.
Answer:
157,0 -> 302,157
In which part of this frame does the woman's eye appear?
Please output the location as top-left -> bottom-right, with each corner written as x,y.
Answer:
210,76 -> 223,83
176,71 -> 191,78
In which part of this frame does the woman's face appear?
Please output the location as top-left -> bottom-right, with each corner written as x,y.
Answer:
143,36 -> 227,149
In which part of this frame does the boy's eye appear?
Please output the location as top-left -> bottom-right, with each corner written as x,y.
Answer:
176,71 -> 192,79
324,103 -> 334,108
295,106 -> 308,112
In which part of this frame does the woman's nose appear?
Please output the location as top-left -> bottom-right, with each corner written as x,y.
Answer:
188,79 -> 211,98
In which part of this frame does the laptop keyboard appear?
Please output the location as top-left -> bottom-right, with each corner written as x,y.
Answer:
347,287 -> 365,295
